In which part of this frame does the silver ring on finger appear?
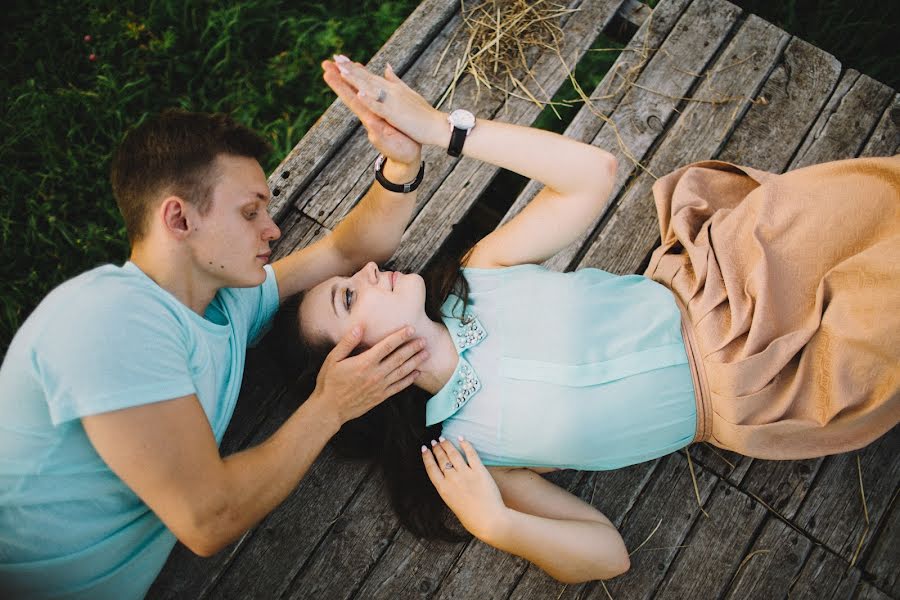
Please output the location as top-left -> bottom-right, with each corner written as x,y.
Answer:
376,88 -> 387,103
444,462 -> 454,470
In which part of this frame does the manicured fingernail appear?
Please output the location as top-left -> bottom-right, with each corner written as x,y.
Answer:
413,370 -> 421,378
352,326 -> 361,336
457,435 -> 465,442
386,62 -> 394,72
421,445 -> 427,453
430,439 -> 437,447
438,436 -> 446,443
358,90 -> 366,98
335,54 -> 350,63
407,327 -> 415,336
338,66 -> 349,75
420,351 -> 429,360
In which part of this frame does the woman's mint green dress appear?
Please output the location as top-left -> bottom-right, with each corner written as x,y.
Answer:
425,264 -> 697,470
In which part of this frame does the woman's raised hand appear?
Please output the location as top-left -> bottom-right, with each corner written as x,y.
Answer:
422,437 -> 508,540
331,55 -> 447,148
322,57 -> 422,166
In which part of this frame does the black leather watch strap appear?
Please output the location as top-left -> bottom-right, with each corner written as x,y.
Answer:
448,127 -> 467,157
374,154 -> 425,193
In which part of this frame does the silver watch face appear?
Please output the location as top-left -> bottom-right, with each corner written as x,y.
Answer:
448,109 -> 476,130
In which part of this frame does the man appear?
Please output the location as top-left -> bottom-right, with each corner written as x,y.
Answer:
0,59 -> 427,598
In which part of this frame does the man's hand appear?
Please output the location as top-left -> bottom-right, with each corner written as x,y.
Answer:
311,325 -> 428,425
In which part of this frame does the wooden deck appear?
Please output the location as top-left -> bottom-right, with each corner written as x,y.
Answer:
147,0 -> 900,598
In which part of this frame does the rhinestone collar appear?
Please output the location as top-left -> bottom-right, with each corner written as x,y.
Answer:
424,295 -> 487,426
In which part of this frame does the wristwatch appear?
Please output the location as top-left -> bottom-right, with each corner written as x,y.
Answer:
446,109 -> 476,157
374,154 -> 425,193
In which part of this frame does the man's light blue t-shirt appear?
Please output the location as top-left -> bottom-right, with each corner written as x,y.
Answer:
0,261 -> 280,599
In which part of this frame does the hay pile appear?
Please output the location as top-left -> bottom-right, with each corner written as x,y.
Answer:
438,0 -> 574,108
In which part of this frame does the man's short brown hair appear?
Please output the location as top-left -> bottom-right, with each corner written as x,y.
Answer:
110,109 -> 271,244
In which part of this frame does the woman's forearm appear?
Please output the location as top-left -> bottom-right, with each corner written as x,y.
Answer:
481,508 -> 631,583
424,115 -> 614,200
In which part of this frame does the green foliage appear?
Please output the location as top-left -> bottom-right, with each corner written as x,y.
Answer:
0,0 -> 417,352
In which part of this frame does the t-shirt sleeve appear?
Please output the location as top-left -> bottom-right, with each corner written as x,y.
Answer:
220,264 -> 281,347
34,290 -> 197,426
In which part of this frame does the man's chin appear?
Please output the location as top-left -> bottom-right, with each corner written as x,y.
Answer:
224,268 -> 267,289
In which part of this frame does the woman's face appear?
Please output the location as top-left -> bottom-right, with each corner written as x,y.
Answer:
299,261 -> 427,347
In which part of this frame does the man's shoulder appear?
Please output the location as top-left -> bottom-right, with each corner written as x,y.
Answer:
19,263 -> 187,349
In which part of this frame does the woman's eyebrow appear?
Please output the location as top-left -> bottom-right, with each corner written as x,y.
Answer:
330,283 -> 338,317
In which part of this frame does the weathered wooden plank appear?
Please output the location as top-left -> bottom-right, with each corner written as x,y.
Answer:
278,471 -> 400,600
202,450 -> 372,598
653,481 -> 767,600
722,516 -> 813,599
793,428 -> 900,565
716,37 -> 841,170
789,70 -> 894,169
685,442 -> 751,483
387,0 -> 628,273
618,0 -> 654,29
863,487 -> 900,598
498,0 -> 695,229
541,0 -> 742,272
506,461 -> 660,599
351,529 -> 470,599
595,453 -> 717,600
577,14 -> 791,275
787,546 -> 860,599
855,581 -> 895,600
738,458 -> 824,520
860,93 -> 900,157
264,0 -> 459,222
270,209 -> 323,261
431,539 -> 532,600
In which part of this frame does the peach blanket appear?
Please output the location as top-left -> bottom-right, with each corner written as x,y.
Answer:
645,156 -> 900,459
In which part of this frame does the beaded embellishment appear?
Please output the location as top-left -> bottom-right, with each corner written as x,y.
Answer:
449,313 -> 485,410
425,308 -> 487,425
455,314 -> 487,350
451,363 -> 480,409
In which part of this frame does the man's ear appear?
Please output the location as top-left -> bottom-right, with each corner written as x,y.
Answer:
160,196 -> 192,239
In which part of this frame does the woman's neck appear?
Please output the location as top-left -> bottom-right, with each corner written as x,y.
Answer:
412,319 -> 459,395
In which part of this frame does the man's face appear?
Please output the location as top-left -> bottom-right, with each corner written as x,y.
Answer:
188,154 -> 281,288
300,262 -> 427,348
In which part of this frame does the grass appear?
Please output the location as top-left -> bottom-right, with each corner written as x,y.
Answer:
1,0 -> 896,354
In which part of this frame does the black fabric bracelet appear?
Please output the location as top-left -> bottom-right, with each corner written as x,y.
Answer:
374,154 -> 425,193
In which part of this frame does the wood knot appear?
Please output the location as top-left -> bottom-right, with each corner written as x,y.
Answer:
646,114 -> 663,132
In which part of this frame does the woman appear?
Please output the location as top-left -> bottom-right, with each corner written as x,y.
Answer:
273,55 -> 900,583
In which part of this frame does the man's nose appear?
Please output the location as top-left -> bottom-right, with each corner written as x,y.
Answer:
262,215 -> 281,241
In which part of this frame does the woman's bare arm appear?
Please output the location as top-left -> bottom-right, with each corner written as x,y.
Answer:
422,438 -> 630,583
332,58 -> 617,269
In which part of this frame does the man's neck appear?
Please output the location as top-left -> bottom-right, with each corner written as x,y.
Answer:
130,244 -> 218,316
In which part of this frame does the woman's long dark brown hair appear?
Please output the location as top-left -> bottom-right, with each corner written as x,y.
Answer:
268,233 -> 476,541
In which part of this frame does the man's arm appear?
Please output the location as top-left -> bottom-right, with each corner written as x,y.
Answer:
272,60 -> 422,301
82,325 -> 426,556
